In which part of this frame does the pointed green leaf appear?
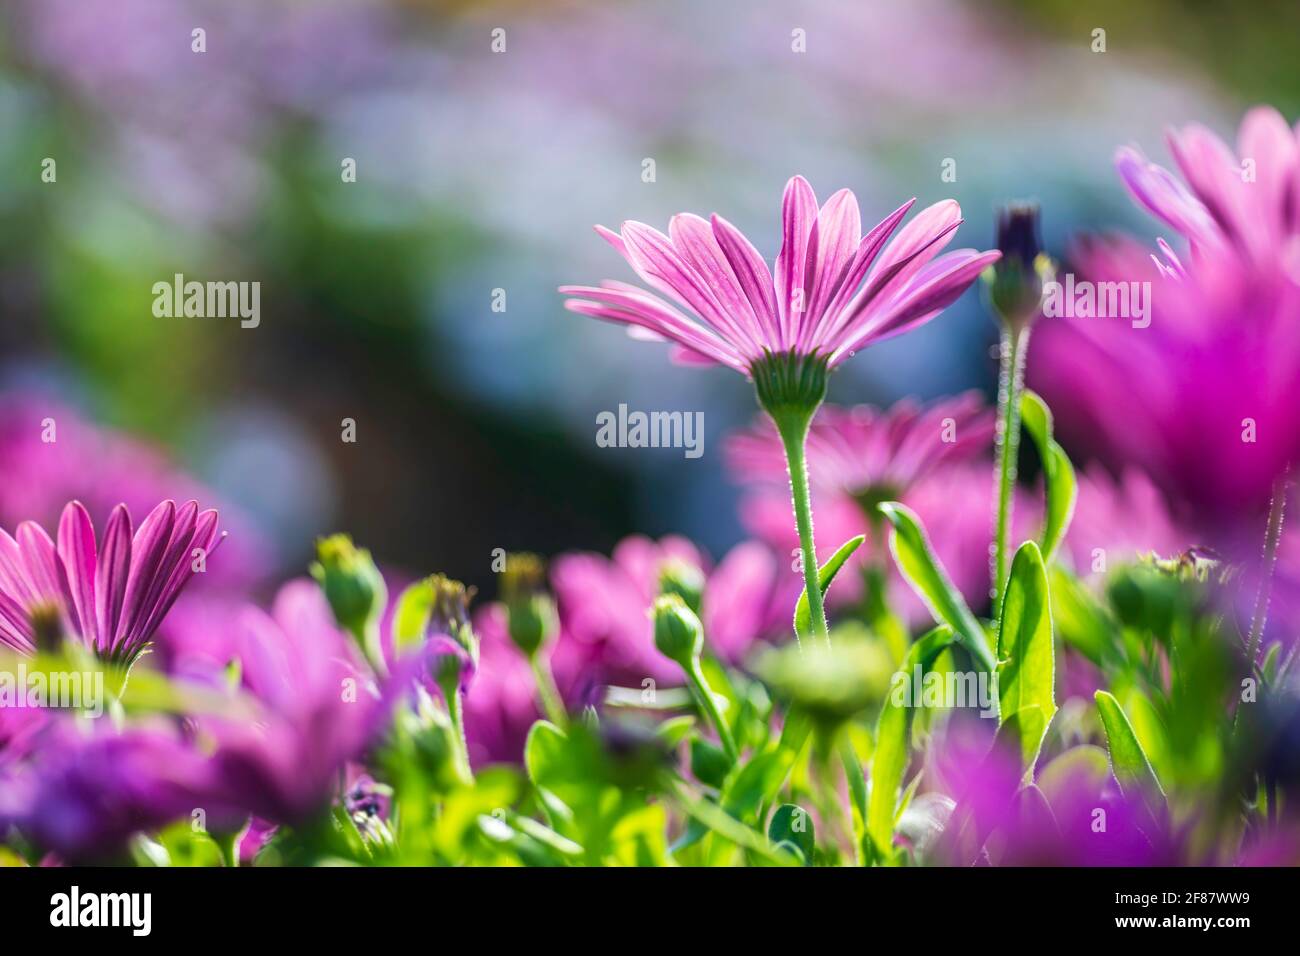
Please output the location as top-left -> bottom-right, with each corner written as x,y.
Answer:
867,626 -> 955,858
794,535 -> 866,638
993,705 -> 1047,780
523,720 -> 568,789
878,503 -> 995,672
1094,690 -> 1167,824
996,541 -> 1056,768
767,803 -> 816,864
391,578 -> 435,654
1020,390 -> 1077,563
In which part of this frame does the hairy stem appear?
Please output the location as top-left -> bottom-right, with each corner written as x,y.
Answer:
442,683 -> 474,784
992,327 -> 1028,610
1246,470 -> 1289,666
776,412 -> 829,645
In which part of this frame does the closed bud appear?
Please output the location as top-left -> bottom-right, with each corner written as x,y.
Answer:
501,553 -> 558,656
310,534 -> 386,638
424,574 -> 480,695
652,594 -> 702,669
986,201 -> 1054,333
658,559 -> 705,615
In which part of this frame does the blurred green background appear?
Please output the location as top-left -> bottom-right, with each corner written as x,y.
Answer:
1,0 -> 1296,591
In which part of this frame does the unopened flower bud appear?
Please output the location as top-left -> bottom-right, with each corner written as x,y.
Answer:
658,559 -> 705,615
986,201 -> 1054,333
310,534 -> 386,639
500,553 -> 558,657
652,594 -> 702,669
424,574 -> 480,695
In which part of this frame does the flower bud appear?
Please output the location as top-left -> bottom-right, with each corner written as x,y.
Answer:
424,574 -> 480,695
310,534 -> 386,639
652,594 -> 702,669
985,201 -> 1054,333
500,553 -> 558,657
658,559 -> 705,615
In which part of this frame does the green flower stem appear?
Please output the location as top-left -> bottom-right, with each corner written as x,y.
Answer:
993,327 -> 1029,610
439,679 -> 474,784
775,410 -> 830,646
530,652 -> 567,729
345,620 -> 388,679
1247,469 -> 1290,666
686,662 -> 739,763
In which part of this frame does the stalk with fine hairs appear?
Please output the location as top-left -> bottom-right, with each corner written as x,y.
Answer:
1246,469 -> 1290,666
983,202 -> 1052,609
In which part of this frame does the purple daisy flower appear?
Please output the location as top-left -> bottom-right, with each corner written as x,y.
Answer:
561,176 -> 998,373
0,499 -> 223,665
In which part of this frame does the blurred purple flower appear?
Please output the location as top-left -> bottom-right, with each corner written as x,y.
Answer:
562,176 -> 997,372
195,580 -> 395,826
0,500 -> 222,664
0,718 -> 216,862
1031,108 -> 1300,536
928,723 -> 1174,866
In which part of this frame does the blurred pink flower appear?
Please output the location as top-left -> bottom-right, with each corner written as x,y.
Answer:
1031,108 -> 1300,535
0,394 -> 270,588
1064,465 -> 1194,577
464,604 -> 545,767
0,500 -> 222,664
726,396 -> 1005,622
1115,106 -> 1300,272
562,176 -> 997,372
550,535 -> 786,691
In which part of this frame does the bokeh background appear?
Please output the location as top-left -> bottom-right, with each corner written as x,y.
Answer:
2,0 -> 1298,594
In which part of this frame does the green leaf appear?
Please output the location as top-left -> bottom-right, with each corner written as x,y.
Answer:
1049,565 -> 1117,666
653,715 -> 696,748
794,535 -> 866,638
1020,390 -> 1077,563
996,541 -> 1056,768
878,503 -> 995,672
839,738 -> 869,865
867,626 -> 955,859
767,804 -> 815,864
523,720 -> 568,789
391,578 -> 435,654
993,705 -> 1047,780
689,736 -> 732,789
721,749 -> 796,823
1094,691 -> 1167,825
